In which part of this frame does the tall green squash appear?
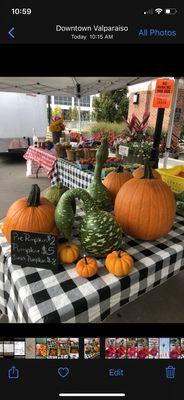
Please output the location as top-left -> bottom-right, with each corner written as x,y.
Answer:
55,188 -> 122,257
87,136 -> 113,211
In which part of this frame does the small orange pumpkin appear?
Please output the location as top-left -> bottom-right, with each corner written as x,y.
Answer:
105,250 -> 134,277
2,184 -> 58,243
103,166 -> 132,203
58,242 -> 80,264
133,165 -> 161,180
76,256 -> 98,278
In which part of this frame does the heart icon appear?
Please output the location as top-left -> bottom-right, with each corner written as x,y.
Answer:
58,367 -> 70,378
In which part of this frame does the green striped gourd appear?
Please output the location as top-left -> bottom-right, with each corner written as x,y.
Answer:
55,188 -> 122,257
87,136 -> 113,211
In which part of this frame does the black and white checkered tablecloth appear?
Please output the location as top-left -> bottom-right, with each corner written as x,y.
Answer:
0,212 -> 184,323
50,158 -> 93,189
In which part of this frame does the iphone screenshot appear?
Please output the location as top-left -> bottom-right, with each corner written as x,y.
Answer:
0,1 -> 184,399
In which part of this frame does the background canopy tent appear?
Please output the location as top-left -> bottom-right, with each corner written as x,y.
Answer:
0,77 -> 154,97
0,76 -> 153,143
0,76 -> 180,167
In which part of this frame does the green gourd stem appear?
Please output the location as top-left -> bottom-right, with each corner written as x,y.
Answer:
55,188 -> 98,240
27,184 -> 41,207
94,136 -> 108,181
57,182 -> 64,194
142,159 -> 154,179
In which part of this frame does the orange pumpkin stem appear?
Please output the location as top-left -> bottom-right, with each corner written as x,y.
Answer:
118,250 -> 122,257
27,184 -> 41,207
84,256 -> 88,265
142,159 -> 154,180
116,165 -> 124,173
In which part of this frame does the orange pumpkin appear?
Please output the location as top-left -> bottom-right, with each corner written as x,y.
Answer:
114,160 -> 176,241
105,250 -> 134,277
76,256 -> 98,278
103,166 -> 132,203
58,242 -> 80,264
2,184 -> 58,243
133,165 -> 161,180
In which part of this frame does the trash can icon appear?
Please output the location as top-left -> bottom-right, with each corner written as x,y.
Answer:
166,366 -> 176,379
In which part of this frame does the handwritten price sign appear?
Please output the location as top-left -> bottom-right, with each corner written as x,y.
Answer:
11,231 -> 58,269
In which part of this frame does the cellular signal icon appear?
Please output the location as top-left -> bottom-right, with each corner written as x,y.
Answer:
144,9 -> 153,15
155,8 -> 163,14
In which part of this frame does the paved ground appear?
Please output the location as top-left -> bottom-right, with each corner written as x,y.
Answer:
105,270 -> 184,323
0,155 -> 50,218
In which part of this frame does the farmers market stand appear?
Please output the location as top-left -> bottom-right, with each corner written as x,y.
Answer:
24,146 -> 95,187
0,207 -> 184,323
51,158 -> 94,188
24,146 -> 141,189
24,146 -> 57,178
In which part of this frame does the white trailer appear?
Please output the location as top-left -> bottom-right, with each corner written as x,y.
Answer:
0,92 -> 48,153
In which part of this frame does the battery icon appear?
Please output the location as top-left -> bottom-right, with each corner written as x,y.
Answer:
165,8 -> 177,15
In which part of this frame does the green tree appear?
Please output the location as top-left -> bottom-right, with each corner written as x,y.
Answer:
52,106 -> 62,117
72,107 -> 79,121
66,107 -> 79,121
93,89 -> 128,123
66,107 -> 73,120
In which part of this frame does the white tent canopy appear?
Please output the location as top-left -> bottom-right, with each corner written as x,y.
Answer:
1,76 -> 179,167
0,77 -> 154,96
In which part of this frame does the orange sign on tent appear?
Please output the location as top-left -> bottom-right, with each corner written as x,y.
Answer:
153,78 -> 174,108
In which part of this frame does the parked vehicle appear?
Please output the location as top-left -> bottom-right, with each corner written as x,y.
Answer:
0,92 -> 47,156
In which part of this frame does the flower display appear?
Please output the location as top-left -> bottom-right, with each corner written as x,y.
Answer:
159,138 -> 180,157
49,116 -> 65,133
36,343 -> 47,358
69,131 -> 86,142
170,347 -> 181,359
91,131 -> 124,146
126,345 -> 137,359
149,346 -> 158,358
138,347 -> 149,359
116,345 -> 126,359
105,345 -> 126,359
115,138 -> 153,158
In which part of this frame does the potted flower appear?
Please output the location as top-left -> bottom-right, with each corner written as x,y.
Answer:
115,139 -> 153,164
49,116 -> 65,144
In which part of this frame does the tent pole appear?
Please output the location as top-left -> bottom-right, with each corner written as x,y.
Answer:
78,97 -> 82,142
74,81 -> 82,143
163,78 -> 180,168
47,95 -> 52,124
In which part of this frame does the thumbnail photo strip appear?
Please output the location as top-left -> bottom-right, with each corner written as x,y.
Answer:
0,337 -> 183,360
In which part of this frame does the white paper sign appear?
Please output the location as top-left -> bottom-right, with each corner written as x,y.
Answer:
118,145 -> 129,157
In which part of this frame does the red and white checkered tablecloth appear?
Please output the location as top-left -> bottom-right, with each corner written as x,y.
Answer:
23,146 -> 56,178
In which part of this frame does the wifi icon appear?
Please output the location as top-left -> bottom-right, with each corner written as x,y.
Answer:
155,8 -> 163,14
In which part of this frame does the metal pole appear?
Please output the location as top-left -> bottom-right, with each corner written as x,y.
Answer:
78,97 -> 82,140
47,95 -> 52,124
149,108 -> 165,168
163,78 -> 180,168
